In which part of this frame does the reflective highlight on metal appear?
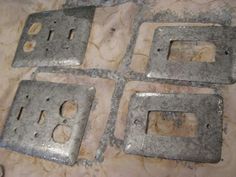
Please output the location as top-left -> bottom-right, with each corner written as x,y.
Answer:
124,93 -> 223,163
0,80 -> 95,165
12,7 -> 95,67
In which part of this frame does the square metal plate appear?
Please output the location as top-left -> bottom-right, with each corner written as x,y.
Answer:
147,26 -> 236,84
12,7 -> 95,67
0,80 -> 95,165
124,93 -> 223,163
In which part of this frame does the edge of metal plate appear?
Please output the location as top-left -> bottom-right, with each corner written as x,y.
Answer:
147,26 -> 236,84
12,7 -> 95,67
0,80 -> 96,165
124,93 -> 223,163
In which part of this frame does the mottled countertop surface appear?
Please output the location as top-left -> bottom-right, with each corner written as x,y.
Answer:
0,0 -> 236,176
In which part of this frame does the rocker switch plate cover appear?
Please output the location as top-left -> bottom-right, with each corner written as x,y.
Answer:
147,26 -> 236,84
12,7 -> 95,67
124,93 -> 223,163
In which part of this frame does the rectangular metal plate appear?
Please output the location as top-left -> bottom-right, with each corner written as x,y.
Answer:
147,26 -> 236,84
12,7 -> 95,67
64,0 -> 131,7
0,80 -> 95,165
124,93 -> 223,163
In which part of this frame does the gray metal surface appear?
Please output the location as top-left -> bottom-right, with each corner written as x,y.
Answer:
0,80 -> 95,165
12,7 -> 95,67
64,0 -> 142,7
124,93 -> 223,163
147,26 -> 236,84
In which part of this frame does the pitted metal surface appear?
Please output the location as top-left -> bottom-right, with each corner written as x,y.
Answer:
12,7 -> 95,67
147,26 -> 236,84
0,80 -> 95,165
30,3 -> 234,164
64,0 -> 143,7
124,93 -> 223,163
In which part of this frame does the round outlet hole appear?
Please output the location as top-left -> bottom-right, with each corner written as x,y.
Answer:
52,124 -> 72,144
23,40 -> 36,53
60,100 -> 78,119
28,22 -> 42,35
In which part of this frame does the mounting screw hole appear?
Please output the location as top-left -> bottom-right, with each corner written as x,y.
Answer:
206,124 -> 210,129
54,21 -> 57,24
225,50 -> 229,55
63,119 -> 67,124
26,95 -> 29,99
134,119 -> 140,125
157,48 -> 161,52
46,98 -> 50,102
34,132 -> 39,138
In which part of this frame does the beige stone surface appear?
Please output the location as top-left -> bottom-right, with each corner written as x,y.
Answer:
0,0 -> 236,177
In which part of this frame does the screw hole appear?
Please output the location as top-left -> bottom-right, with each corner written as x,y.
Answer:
54,21 -> 57,24
157,48 -> 161,52
26,95 -> 29,99
206,124 -> 210,129
63,119 -> 67,124
225,50 -> 229,55
46,98 -> 50,102
34,132 -> 39,138
134,119 -> 140,125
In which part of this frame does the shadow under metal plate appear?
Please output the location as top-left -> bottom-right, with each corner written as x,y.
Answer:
124,93 -> 223,163
0,80 -> 95,165
147,26 -> 236,84
12,7 -> 95,67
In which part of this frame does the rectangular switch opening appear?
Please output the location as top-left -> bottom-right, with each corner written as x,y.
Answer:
47,30 -> 54,41
146,111 -> 198,137
167,40 -> 216,63
68,29 -> 75,40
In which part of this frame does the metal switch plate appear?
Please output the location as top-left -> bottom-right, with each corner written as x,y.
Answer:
64,0 -> 134,7
12,7 -> 95,67
124,93 -> 223,163
147,26 -> 236,84
0,80 -> 95,165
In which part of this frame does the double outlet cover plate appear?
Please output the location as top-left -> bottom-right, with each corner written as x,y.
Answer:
12,7 -> 95,67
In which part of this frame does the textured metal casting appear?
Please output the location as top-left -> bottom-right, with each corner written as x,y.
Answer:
0,80 -> 95,165
12,7 -> 95,67
124,93 -> 223,163
147,26 -> 236,84
31,4 -> 233,164
64,0 -> 143,7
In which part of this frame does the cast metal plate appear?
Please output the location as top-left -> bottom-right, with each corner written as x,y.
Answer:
147,26 -> 236,84
12,7 -> 95,67
124,93 -> 223,163
0,80 -> 95,165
